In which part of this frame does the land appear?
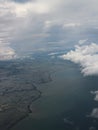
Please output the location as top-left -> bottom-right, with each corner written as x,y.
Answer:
0,58 -> 53,130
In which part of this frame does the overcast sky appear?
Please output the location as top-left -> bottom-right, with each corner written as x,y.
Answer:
1,0 -> 98,60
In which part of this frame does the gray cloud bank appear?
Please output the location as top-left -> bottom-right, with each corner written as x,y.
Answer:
1,0 -> 98,60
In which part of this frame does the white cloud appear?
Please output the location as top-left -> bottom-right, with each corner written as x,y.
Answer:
0,46 -> 16,60
13,1 -> 50,17
1,0 -> 50,18
48,52 -> 63,56
60,43 -> 98,76
79,39 -> 88,45
63,23 -> 81,28
0,1 -> 19,60
1,0 -> 65,18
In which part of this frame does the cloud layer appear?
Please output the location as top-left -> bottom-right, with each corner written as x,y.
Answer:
1,0 -> 98,60
61,42 -> 98,76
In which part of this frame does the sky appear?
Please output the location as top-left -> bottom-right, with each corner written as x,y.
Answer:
1,0 -> 98,69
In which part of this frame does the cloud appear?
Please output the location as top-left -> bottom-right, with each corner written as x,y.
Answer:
79,39 -> 88,45
0,1 -> 18,60
89,108 -> 98,118
0,46 -> 16,60
91,91 -> 98,101
2,0 -> 98,60
88,91 -> 98,120
60,42 -> 98,76
63,23 -> 81,28
89,127 -> 96,130
63,118 -> 74,125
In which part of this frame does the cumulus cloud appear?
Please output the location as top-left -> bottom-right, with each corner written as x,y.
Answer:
60,42 -> 98,76
0,46 -> 16,60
